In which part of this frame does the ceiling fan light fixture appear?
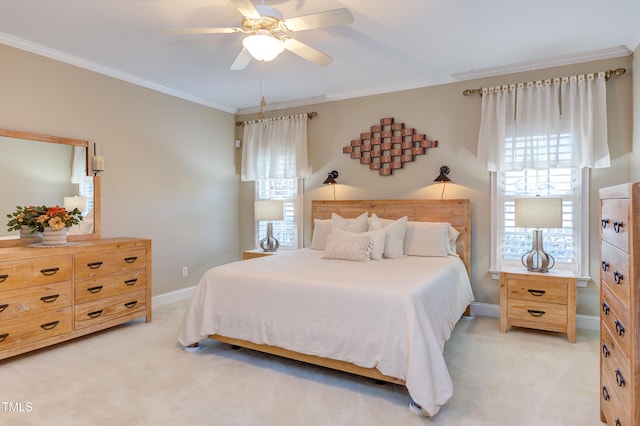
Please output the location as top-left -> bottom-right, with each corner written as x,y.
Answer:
242,30 -> 284,62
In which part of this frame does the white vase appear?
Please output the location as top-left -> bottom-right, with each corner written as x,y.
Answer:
41,228 -> 68,246
20,225 -> 42,242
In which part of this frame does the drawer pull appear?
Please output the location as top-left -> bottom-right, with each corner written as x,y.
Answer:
615,320 -> 625,337
602,218 -> 609,229
615,419 -> 622,426
40,267 -> 59,276
601,261 -> 610,271
87,286 -> 103,293
40,321 -> 59,330
0,333 -> 8,343
87,310 -> 103,319
124,256 -> 138,264
527,289 -> 546,297
40,294 -> 60,303
614,271 -> 623,285
602,302 -> 610,315
124,301 -> 138,309
527,309 -> 545,317
615,369 -> 626,387
0,304 -> 8,313
602,344 -> 610,358
0,274 -> 8,283
124,279 -> 138,286
602,385 -> 610,401
87,261 -> 103,269
613,221 -> 623,233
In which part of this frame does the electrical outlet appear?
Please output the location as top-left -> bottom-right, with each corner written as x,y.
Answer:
182,266 -> 188,278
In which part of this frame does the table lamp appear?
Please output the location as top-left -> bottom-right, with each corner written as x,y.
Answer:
514,197 -> 563,273
254,200 -> 284,252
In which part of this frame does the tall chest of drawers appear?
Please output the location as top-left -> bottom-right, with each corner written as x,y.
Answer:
599,183 -> 639,425
0,238 -> 151,361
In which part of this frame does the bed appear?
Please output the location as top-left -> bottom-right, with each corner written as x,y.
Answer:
178,199 -> 474,416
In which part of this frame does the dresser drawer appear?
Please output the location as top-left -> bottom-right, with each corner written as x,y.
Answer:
601,364 -> 631,426
507,299 -> 567,331
506,278 -> 568,304
74,269 -> 146,304
74,248 -> 147,279
601,241 -> 630,305
0,281 -> 72,321
601,285 -> 631,358
601,321 -> 631,411
75,289 -> 146,329
0,255 -> 72,291
601,198 -> 629,252
0,307 -> 72,350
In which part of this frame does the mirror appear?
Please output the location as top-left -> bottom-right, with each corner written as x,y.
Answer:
0,128 -> 100,247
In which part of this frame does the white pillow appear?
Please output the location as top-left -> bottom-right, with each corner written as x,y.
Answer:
310,219 -> 332,250
368,214 -> 408,259
447,226 -> 460,255
333,227 -> 386,260
331,212 -> 369,233
403,222 -> 451,257
323,233 -> 372,262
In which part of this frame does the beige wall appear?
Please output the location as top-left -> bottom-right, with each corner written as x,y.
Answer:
0,44 -> 239,296
236,55 -> 633,318
632,46 -> 640,179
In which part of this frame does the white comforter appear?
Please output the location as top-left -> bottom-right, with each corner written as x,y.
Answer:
178,248 -> 474,416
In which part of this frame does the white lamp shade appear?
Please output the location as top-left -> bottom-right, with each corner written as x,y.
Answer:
242,30 -> 285,61
514,197 -> 562,228
64,196 -> 88,212
254,200 -> 284,221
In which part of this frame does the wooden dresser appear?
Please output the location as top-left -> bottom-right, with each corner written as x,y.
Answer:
599,183 -> 639,425
0,238 -> 151,361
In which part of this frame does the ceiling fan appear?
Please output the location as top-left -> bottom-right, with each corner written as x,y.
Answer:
164,0 -> 354,70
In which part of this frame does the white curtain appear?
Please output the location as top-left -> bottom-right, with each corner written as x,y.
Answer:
71,146 -> 90,184
477,72 -> 609,171
241,114 -> 309,181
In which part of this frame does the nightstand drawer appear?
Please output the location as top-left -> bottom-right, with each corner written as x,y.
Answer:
506,278 -> 568,304
507,299 -> 567,331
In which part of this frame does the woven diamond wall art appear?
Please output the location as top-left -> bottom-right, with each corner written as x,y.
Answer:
342,117 -> 438,176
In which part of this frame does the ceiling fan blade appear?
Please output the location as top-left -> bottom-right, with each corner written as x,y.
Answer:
230,48 -> 253,70
163,27 -> 243,34
229,0 -> 261,19
281,8 -> 354,32
282,38 -> 332,67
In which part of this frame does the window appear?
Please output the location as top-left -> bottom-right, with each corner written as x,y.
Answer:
255,178 -> 302,249
490,135 -> 589,282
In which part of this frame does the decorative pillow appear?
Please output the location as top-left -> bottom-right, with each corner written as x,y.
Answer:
403,222 -> 451,257
447,225 -> 460,255
368,214 -> 408,259
310,219 -> 332,250
333,227 -> 386,260
323,233 -> 372,262
331,212 -> 369,233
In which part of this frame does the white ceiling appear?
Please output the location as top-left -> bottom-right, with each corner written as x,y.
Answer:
1,0 -> 639,115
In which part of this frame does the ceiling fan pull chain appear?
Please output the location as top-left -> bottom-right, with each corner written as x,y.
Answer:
259,60 -> 266,119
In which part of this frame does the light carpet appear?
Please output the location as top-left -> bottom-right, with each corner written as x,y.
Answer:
1,301 -> 603,425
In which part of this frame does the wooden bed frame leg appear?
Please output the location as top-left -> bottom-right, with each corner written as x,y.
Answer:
463,305 -> 473,318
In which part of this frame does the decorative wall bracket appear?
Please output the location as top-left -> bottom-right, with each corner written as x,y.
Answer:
342,117 -> 437,176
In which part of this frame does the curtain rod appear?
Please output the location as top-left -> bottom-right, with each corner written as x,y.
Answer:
462,67 -> 627,96
235,111 -> 317,126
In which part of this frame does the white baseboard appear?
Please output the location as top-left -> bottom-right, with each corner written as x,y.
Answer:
469,302 -> 599,332
152,285 -> 196,308
150,291 -> 600,332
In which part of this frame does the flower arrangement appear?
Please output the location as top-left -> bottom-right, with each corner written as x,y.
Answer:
7,205 -> 83,233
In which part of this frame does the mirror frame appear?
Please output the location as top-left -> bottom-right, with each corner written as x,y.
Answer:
0,128 -> 101,247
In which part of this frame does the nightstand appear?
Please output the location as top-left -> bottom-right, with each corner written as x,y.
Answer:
242,249 -> 276,260
499,267 -> 576,343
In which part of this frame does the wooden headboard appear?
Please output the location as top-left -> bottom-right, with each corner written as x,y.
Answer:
311,199 -> 471,276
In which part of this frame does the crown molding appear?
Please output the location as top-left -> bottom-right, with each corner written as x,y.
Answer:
0,33 -> 236,114
627,26 -> 640,52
